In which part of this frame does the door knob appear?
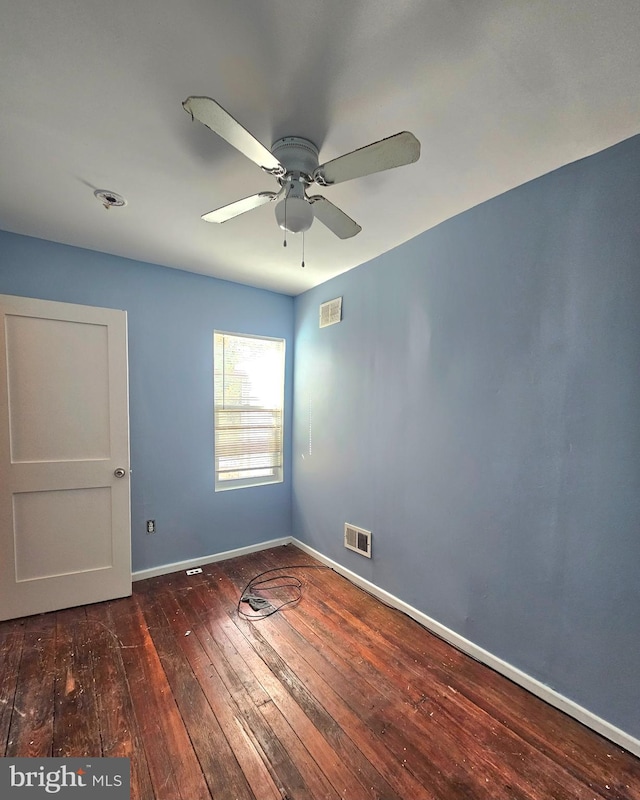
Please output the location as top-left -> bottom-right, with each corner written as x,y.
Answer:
114,468 -> 126,478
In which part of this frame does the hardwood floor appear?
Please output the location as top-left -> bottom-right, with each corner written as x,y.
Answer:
1,544 -> 639,799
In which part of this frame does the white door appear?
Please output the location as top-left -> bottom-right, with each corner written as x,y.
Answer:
0,294 -> 131,621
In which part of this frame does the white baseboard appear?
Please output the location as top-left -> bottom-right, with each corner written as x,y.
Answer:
131,537 -> 291,582
291,538 -> 640,759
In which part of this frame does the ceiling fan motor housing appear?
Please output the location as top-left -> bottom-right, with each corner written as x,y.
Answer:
271,137 -> 319,178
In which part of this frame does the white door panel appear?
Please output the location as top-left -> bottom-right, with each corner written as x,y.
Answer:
6,314 -> 111,462
0,294 -> 131,620
13,487 -> 113,580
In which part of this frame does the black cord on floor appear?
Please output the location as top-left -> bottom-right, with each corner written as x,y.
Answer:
237,565 -> 332,620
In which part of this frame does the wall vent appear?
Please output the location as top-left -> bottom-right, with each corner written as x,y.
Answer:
344,523 -> 372,558
319,297 -> 342,328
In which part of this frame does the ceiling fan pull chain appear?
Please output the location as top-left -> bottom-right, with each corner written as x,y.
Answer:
301,231 -> 305,268
283,189 -> 288,247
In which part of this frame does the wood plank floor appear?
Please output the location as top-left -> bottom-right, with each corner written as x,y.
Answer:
1,544 -> 639,799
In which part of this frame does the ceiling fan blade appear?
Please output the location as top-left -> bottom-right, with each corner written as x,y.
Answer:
308,195 -> 362,239
314,131 -> 420,186
183,96 -> 284,175
202,192 -> 278,223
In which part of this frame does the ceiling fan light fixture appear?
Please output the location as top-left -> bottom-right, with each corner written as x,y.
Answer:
275,194 -> 314,233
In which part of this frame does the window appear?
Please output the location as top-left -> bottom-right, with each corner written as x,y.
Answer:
214,331 -> 285,490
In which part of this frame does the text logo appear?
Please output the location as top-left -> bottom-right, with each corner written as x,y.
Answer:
1,759 -> 129,798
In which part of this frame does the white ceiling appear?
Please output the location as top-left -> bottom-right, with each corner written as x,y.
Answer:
1,1 -> 639,296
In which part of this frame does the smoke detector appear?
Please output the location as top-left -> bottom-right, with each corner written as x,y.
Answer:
94,189 -> 127,209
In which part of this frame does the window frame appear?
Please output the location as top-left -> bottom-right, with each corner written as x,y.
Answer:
213,330 -> 285,492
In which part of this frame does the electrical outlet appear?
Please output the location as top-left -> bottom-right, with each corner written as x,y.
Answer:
146,520 -> 155,534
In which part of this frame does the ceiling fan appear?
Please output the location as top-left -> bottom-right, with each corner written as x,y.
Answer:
182,96 -> 421,239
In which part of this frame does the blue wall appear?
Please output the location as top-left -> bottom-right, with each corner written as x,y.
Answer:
0,233 -> 294,571
293,134 -> 640,739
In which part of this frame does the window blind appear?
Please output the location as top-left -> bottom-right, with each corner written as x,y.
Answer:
214,332 -> 285,488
